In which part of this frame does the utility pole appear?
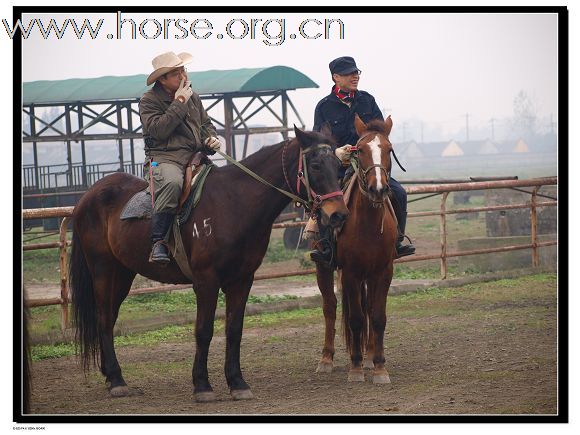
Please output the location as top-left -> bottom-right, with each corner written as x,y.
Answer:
465,113 -> 470,142
550,113 -> 555,135
490,117 -> 495,141
402,121 -> 407,142
420,121 -> 424,143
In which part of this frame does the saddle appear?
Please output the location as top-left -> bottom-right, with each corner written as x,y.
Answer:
120,152 -> 213,223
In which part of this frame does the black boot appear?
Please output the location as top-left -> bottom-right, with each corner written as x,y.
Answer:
150,212 -> 175,264
395,211 -> 415,258
309,221 -> 335,267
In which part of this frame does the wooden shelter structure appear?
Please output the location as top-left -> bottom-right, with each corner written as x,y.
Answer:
22,66 -> 318,191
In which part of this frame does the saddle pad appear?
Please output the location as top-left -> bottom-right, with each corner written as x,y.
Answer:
120,190 -> 152,220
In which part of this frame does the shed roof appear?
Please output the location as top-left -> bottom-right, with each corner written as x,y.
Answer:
23,65 -> 318,105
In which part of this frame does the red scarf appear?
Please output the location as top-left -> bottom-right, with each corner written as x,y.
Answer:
333,85 -> 355,102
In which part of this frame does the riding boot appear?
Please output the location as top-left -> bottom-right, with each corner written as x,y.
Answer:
395,211 -> 416,258
150,211 -> 175,264
309,221 -> 335,267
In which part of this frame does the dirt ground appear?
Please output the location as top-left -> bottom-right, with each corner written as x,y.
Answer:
28,275 -> 558,416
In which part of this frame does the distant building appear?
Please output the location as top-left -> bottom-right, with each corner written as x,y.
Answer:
441,140 -> 464,157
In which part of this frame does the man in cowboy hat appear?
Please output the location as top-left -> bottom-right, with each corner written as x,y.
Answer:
140,51 -> 221,264
310,56 -> 415,264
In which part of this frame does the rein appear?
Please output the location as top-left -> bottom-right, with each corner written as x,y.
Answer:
215,141 -> 342,213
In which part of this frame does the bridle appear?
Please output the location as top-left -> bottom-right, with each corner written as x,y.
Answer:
283,141 -> 343,214
350,132 -> 393,204
216,139 -> 343,214
349,131 -> 405,233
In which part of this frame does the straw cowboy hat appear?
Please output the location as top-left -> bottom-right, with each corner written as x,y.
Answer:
146,51 -> 193,86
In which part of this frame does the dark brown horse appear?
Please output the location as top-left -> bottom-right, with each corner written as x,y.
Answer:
69,127 -> 349,402
315,115 -> 397,383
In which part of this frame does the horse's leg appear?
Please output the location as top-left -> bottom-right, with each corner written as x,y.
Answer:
315,263 -> 336,373
367,267 -> 393,384
342,270 -> 365,382
92,260 -> 135,396
364,319 -> 376,370
192,283 -> 220,402
222,276 -> 254,400
362,280 -> 375,369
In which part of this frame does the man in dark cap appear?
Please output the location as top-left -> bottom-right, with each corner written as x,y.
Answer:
310,56 -> 415,264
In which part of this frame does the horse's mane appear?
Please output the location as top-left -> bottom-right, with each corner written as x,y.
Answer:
364,119 -> 389,136
218,130 -> 336,176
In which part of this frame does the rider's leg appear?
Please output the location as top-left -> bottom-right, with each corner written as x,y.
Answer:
389,177 -> 415,258
146,162 -> 183,264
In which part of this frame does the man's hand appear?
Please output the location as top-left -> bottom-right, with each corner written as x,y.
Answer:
175,78 -> 193,104
335,144 -> 355,164
204,136 -> 221,151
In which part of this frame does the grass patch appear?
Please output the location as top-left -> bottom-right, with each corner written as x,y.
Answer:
263,238 -> 302,263
394,265 -> 442,280
31,307 -> 323,361
31,343 -> 75,361
23,247 -> 61,283
28,292 -> 301,338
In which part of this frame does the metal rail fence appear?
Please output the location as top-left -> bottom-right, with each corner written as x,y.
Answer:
22,177 -> 557,331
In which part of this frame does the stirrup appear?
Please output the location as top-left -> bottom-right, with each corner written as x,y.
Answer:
395,235 -> 415,259
149,241 -> 170,264
309,240 -> 335,268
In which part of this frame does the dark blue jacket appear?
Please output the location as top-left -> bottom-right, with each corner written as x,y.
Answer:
313,87 -> 383,147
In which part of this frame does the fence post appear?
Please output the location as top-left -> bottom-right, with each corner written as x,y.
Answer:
531,186 -> 540,268
59,217 -> 70,331
439,192 -> 449,279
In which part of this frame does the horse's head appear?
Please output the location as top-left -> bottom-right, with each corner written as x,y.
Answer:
294,126 -> 349,229
353,114 -> 394,203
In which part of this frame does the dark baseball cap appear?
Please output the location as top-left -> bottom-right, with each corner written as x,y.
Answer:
329,56 -> 361,75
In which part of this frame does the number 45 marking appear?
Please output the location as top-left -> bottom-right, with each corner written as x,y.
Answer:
192,218 -> 212,239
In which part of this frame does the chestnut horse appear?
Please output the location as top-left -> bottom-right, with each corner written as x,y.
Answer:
315,115 -> 397,384
69,127 -> 348,402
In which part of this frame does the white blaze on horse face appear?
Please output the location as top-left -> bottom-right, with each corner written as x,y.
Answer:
368,135 -> 384,190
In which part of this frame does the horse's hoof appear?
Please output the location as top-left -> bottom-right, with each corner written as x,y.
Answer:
231,389 -> 254,400
372,372 -> 391,384
195,391 -> 217,402
316,361 -> 333,373
109,385 -> 130,397
348,369 -> 365,382
363,359 -> 375,370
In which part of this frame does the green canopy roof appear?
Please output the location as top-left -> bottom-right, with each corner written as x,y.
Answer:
23,65 -> 318,105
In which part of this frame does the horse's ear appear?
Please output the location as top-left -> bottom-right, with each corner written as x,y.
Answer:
320,121 -> 333,139
385,115 -> 393,137
354,114 -> 366,136
294,124 -> 311,148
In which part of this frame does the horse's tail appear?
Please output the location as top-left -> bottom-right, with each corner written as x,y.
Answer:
69,230 -> 99,372
341,281 -> 369,358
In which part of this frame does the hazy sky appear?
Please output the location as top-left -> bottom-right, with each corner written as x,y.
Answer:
20,11 -> 559,140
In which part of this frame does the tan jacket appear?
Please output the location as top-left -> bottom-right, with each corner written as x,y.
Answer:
139,82 -> 217,167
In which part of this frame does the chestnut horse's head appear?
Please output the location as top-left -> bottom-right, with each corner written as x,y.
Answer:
294,125 -> 349,229
353,114 -> 394,203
